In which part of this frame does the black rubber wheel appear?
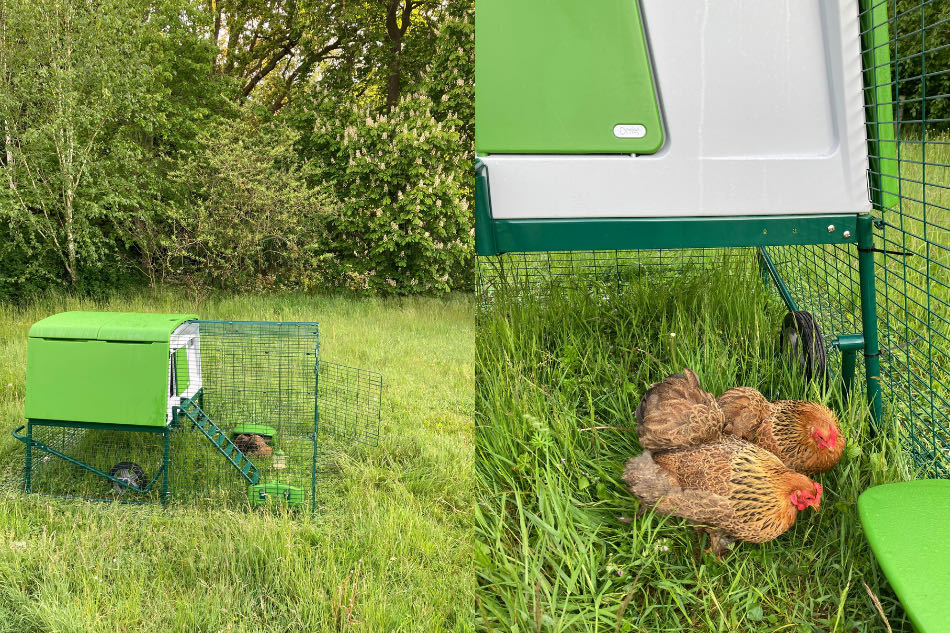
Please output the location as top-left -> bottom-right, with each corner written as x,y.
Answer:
109,461 -> 146,494
781,311 -> 829,390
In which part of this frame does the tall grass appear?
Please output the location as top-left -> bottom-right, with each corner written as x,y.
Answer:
0,290 -> 474,632
476,259 -> 915,632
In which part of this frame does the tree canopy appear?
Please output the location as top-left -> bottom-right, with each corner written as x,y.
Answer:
0,0 -> 472,299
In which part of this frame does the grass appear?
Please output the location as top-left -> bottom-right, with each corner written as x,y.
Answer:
475,258 -> 918,632
0,290 -> 474,632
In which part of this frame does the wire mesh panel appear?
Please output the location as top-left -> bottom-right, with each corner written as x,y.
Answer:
26,424 -> 168,503
766,0 -> 950,476
318,362 -> 382,446
476,249 -> 753,302
179,320 -> 320,508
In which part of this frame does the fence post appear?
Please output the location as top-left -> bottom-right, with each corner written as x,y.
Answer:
25,421 -> 32,493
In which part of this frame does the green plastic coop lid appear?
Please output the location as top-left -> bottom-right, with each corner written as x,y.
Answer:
233,424 -> 276,437
475,0 -> 664,154
858,479 -> 950,633
29,311 -> 196,342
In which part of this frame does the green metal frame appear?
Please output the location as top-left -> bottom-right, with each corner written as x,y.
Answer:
482,214 -> 860,253
475,162 -> 859,254
756,216 -> 884,423
14,419 -> 171,502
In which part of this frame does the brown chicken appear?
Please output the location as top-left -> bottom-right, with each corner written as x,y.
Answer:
623,435 -> 822,554
717,387 -> 844,475
635,369 -> 724,450
233,433 -> 273,458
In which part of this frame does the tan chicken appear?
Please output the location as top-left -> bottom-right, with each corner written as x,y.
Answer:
623,435 -> 822,554
635,369 -> 724,450
718,387 -> 844,475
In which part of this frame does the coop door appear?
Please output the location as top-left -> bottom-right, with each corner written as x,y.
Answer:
475,0 -> 663,155
317,362 -> 382,447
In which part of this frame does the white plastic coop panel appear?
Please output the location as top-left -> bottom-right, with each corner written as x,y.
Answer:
167,321 -> 202,424
481,0 -> 872,219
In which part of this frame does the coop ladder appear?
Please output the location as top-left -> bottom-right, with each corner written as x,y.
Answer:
177,398 -> 261,485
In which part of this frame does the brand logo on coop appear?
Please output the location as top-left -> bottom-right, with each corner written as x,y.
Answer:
613,124 -> 647,139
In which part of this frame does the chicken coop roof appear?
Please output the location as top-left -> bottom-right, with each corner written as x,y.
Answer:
29,311 -> 197,343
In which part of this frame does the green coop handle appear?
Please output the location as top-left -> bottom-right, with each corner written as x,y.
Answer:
11,425 -> 27,444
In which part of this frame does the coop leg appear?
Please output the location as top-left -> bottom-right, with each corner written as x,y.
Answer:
161,429 -> 170,505
857,215 -> 884,429
758,247 -> 799,312
24,421 -> 32,494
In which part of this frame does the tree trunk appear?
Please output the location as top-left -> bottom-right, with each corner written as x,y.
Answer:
385,0 -> 414,111
64,183 -> 77,285
386,37 -> 402,110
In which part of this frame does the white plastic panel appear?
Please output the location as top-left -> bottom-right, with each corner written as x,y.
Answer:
480,0 -> 871,219
168,322 -> 202,423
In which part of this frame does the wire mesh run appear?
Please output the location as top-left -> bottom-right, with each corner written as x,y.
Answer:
175,320 -> 320,508
768,0 -> 950,476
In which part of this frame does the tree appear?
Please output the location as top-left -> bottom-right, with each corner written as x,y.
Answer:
162,115 -> 328,291
311,0 -> 445,112
0,0 -> 157,286
209,0 -> 347,111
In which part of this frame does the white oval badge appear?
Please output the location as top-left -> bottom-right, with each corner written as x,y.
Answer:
613,124 -> 646,139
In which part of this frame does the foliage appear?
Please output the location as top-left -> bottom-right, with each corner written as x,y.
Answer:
0,0 -> 158,288
893,0 -> 950,130
424,1 -> 473,144
160,117 -> 330,292
305,93 -> 473,294
0,0 -> 473,300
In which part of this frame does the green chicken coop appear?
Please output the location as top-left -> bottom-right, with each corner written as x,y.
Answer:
14,312 -> 381,511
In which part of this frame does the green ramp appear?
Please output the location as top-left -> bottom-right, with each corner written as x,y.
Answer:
858,480 -> 950,633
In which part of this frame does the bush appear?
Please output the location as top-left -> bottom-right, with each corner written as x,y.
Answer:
160,117 -> 330,292
307,93 -> 473,294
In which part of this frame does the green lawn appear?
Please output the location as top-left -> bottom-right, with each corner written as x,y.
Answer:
0,291 -> 474,633
476,260 -> 916,632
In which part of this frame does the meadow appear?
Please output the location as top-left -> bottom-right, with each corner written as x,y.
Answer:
475,259 -> 917,632
0,291 -> 474,632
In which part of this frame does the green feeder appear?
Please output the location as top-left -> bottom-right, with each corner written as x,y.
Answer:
232,424 -> 277,441
249,482 -> 305,507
